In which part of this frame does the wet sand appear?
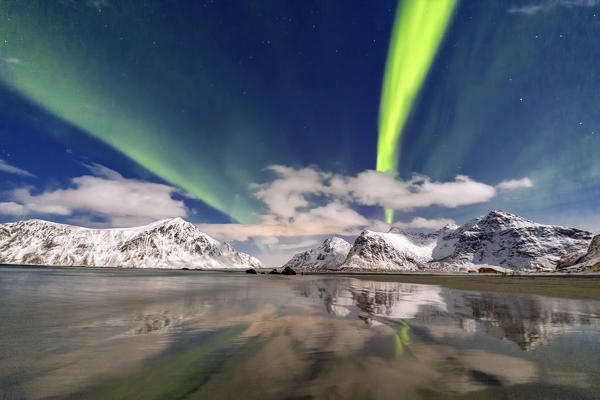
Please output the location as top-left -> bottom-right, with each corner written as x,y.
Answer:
319,273 -> 600,300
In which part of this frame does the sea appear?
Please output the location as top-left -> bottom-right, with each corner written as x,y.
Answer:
0,266 -> 599,399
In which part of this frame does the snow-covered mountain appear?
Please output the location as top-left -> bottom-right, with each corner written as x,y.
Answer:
341,230 -> 439,271
282,237 -> 351,270
0,218 -> 262,269
557,234 -> 600,272
339,210 -> 593,272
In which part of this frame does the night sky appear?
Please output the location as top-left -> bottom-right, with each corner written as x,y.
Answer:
1,0 -> 599,264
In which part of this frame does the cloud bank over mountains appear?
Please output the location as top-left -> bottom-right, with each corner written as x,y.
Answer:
0,163 -> 187,227
0,163 -> 533,249
199,165 -> 533,242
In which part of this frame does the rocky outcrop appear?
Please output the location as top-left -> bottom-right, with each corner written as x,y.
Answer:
557,235 -> 600,272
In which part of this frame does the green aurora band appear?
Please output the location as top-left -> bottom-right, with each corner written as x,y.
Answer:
0,2 -> 276,224
377,0 -> 457,223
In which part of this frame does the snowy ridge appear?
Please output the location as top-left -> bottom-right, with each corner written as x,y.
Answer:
282,237 -> 351,270
341,230 -> 438,271
0,217 -> 262,269
339,210 -> 593,272
429,210 -> 592,271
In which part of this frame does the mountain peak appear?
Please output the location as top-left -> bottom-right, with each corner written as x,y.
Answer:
323,236 -> 348,246
283,236 -> 351,270
151,216 -> 191,227
341,211 -> 593,272
0,218 -> 262,269
485,209 -> 521,220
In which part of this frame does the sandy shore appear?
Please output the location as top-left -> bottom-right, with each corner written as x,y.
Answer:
300,272 -> 600,300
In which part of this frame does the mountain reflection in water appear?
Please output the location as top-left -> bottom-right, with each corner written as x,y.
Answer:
0,267 -> 599,399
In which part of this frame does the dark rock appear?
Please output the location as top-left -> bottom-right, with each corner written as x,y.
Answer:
181,267 -> 190,270
557,234 -> 600,271
269,268 -> 280,274
469,370 -> 502,386
245,268 -> 257,274
478,267 -> 502,274
281,266 -> 297,275
557,251 -> 586,270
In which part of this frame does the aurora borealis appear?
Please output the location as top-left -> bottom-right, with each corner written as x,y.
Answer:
1,0 -> 599,261
377,0 -> 457,223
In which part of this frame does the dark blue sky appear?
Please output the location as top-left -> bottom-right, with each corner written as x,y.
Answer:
0,0 -> 598,263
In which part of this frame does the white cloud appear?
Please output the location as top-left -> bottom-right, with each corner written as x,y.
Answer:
198,202 -> 369,242
257,166 -> 504,213
256,236 -> 280,246
0,202 -> 27,215
274,239 -> 321,251
1,164 -> 187,226
341,172 -> 497,211
199,165 -> 531,243
393,217 -> 457,230
496,177 -> 534,190
253,165 -> 330,218
0,159 -> 36,177
0,162 -> 534,257
508,0 -> 599,15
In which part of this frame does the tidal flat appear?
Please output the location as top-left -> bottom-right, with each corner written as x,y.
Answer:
1,266 -> 599,399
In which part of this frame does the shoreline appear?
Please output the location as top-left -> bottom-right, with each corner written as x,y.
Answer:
2,264 -> 599,300
301,270 -> 600,277
2,263 -> 600,277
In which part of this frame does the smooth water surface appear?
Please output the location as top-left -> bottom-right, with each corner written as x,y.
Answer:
1,266 -> 599,399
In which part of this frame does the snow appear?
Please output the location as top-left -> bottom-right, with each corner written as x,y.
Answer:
376,231 -> 437,261
1,210 -> 593,273
340,230 -> 438,271
283,237 -> 351,270
0,218 -> 262,269
339,210 -> 593,273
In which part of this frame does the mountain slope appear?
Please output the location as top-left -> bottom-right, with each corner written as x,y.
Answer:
0,218 -> 262,269
339,211 -> 592,272
341,230 -> 439,271
430,210 -> 592,271
557,234 -> 600,272
282,237 -> 351,270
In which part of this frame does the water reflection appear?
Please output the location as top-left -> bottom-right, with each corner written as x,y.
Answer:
0,267 -> 599,399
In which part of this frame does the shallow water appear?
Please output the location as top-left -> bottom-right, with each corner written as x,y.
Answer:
0,266 -> 599,399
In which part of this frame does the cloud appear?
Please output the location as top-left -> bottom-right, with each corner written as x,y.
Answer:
273,239 -> 321,251
199,165 -> 532,243
198,202 -> 370,242
0,159 -> 36,177
0,162 -> 534,251
508,0 -> 598,15
0,202 -> 27,215
496,177 -> 534,190
256,236 -> 280,246
253,165 -> 330,219
393,217 -> 457,230
1,164 -> 187,226
340,172 -> 497,211
255,166 -> 502,214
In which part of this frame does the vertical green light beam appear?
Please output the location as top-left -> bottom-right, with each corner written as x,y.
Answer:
377,0 -> 457,223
